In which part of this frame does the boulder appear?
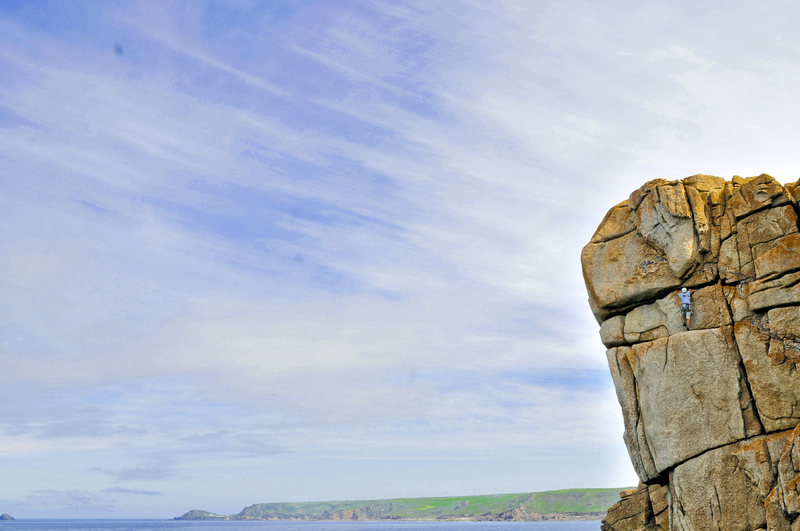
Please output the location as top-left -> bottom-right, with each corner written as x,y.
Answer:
671,426 -> 800,530
670,437 -> 767,530
754,233 -> 800,279
734,320 -> 800,432
590,201 -> 637,243
729,174 -> 791,219
600,315 -> 626,348
582,230 -> 681,321
608,327 -> 759,480
634,181 -> 698,278
601,482 -> 668,530
746,270 -> 800,311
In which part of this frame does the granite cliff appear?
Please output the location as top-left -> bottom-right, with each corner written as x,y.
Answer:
582,174 -> 800,530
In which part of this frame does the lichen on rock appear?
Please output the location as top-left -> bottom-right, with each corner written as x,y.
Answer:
584,174 -> 800,530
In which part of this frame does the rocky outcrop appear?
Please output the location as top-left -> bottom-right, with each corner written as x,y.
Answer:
0,514 -> 13,521
601,482 -> 668,531
583,174 -> 800,530
175,509 -> 229,520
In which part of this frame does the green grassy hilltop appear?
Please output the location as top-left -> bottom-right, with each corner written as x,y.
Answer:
177,487 -> 627,521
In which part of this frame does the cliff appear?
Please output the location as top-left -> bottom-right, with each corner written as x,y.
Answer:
582,174 -> 800,530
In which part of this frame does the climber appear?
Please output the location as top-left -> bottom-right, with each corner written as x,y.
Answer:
678,287 -> 692,329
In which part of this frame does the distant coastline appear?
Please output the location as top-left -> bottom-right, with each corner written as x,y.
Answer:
176,512 -> 606,522
175,488 -> 625,522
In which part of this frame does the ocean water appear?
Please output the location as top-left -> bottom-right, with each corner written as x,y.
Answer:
0,520 -> 601,531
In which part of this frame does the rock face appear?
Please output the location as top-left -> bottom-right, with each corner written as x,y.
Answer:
582,174 -> 800,530
601,482 -> 669,531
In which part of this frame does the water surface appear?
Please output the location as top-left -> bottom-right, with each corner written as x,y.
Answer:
0,519 -> 602,531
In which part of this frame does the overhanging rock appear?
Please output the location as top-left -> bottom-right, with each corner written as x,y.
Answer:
582,174 -> 800,530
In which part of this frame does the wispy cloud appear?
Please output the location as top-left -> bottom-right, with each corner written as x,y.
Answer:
94,457 -> 177,482
103,487 -> 161,497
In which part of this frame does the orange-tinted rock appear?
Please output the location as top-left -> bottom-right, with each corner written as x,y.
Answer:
754,233 -> 800,278
730,174 -> 791,219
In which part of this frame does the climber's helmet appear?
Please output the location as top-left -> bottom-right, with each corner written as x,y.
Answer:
681,287 -> 687,293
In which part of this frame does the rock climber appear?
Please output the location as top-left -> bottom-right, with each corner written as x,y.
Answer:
678,287 -> 692,329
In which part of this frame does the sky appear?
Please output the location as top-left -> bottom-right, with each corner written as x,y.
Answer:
2,0 -> 800,519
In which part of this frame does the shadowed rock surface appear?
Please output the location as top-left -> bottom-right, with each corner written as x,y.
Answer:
582,174 -> 800,530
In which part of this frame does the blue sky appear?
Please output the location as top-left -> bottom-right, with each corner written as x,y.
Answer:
2,0 -> 800,519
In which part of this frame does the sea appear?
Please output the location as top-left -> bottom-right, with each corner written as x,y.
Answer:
0,521 -> 601,531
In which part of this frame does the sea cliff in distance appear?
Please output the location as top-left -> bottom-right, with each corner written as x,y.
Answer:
176,488 -> 625,521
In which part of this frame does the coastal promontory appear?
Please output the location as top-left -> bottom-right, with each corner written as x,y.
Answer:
175,489 -> 621,521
